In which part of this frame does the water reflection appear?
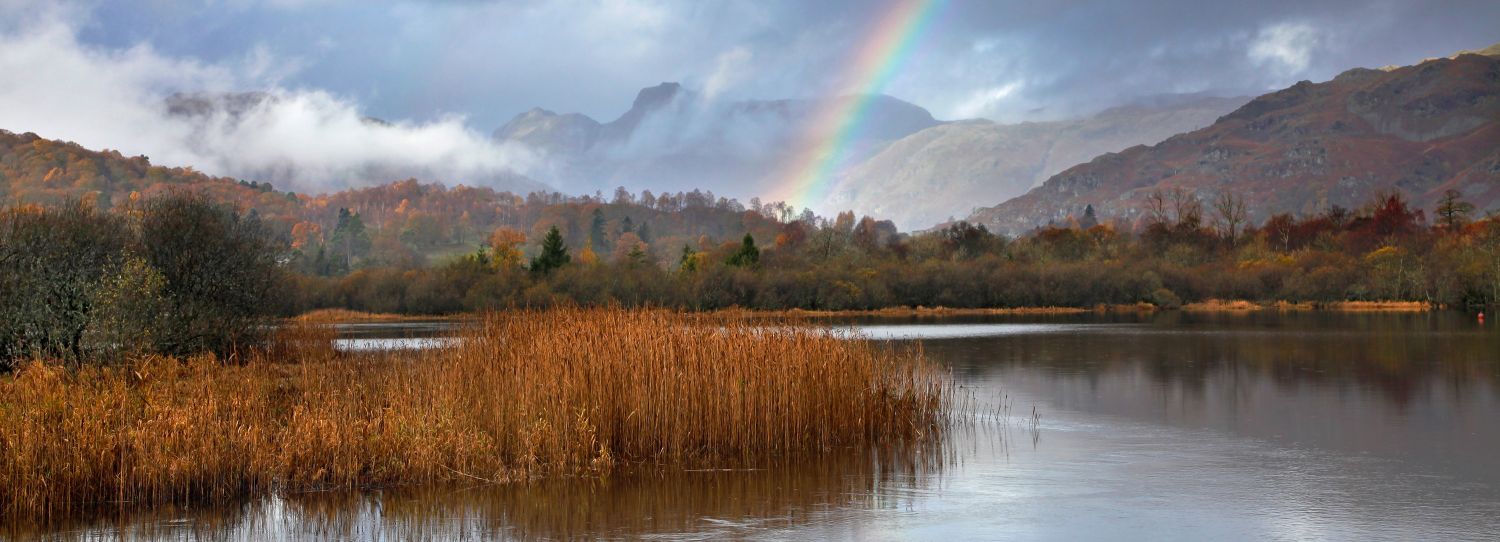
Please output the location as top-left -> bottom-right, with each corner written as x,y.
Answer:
20,311 -> 1500,540
30,442 -> 957,541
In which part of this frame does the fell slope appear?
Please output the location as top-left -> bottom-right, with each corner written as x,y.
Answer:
827,96 -> 1245,228
968,49 -> 1500,235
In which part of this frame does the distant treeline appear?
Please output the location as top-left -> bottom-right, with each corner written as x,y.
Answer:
4,156 -> 1498,368
285,189 -> 1500,315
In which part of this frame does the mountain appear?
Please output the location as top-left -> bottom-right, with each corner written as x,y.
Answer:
493,83 -> 942,197
967,45 -> 1500,236
824,95 -> 1247,229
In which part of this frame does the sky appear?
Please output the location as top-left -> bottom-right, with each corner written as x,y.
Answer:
1,0 -> 1497,194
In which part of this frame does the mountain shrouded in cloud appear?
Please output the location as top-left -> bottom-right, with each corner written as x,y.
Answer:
491,81 -> 1248,229
491,82 -> 941,200
0,5 -> 544,194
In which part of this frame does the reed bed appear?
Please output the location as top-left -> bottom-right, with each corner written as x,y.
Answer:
0,307 -> 953,527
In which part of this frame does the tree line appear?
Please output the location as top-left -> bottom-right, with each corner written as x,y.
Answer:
282,189 -> 1499,315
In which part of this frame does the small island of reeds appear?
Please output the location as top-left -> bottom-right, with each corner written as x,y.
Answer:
0,307 -> 953,527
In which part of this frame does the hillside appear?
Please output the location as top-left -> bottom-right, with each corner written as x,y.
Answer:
0,129 -> 798,268
0,129 -> 306,226
824,96 -> 1246,229
968,47 -> 1500,235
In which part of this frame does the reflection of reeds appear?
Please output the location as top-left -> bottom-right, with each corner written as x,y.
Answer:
30,441 -> 953,540
0,307 -> 953,530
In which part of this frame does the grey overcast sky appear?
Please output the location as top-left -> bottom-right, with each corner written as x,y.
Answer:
41,0 -> 1500,127
1,0 -> 1497,195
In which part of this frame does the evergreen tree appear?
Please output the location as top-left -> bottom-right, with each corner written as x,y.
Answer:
530,225 -> 571,276
678,244 -> 698,273
329,208 -> 370,272
625,245 -> 649,267
621,215 -> 634,234
636,221 -> 652,243
589,208 -> 608,252
1080,204 -> 1099,230
726,233 -> 760,267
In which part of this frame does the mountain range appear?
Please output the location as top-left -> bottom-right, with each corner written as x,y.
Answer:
967,44 -> 1500,235
492,84 -> 1244,229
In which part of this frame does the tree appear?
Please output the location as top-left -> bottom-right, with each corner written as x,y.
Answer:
488,227 -> 526,269
589,208 -> 608,252
1264,213 -> 1296,253
530,225 -> 571,276
1079,204 -> 1099,230
941,221 -> 996,259
1145,190 -> 1170,226
329,208 -> 371,272
1435,189 -> 1474,231
612,232 -> 646,263
725,233 -> 760,267
1212,192 -> 1248,245
137,193 -> 282,356
1170,188 -> 1203,230
678,245 -> 699,273
0,201 -> 129,363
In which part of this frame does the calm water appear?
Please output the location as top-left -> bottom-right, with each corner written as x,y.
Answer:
27,312 -> 1500,541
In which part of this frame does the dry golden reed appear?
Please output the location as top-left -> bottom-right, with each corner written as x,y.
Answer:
0,307 -> 952,526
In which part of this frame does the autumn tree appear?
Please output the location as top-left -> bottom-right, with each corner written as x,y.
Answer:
613,232 -> 647,264
488,227 -> 526,269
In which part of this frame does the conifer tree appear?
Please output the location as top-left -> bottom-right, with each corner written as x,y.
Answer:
530,225 -> 571,276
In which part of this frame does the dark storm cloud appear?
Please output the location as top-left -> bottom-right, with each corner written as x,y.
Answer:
62,0 -> 1500,127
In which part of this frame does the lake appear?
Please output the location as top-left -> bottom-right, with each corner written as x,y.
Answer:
30,311 -> 1500,541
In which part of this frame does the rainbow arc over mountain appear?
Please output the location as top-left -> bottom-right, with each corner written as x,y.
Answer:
770,0 -> 946,211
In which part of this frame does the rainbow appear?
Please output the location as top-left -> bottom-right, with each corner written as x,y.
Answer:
771,0 -> 947,211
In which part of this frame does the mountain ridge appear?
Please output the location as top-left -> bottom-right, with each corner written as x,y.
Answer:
965,44 -> 1500,235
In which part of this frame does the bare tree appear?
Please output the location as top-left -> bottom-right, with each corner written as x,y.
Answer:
1169,188 -> 1203,229
1146,190 -> 1170,226
1213,192 -> 1248,244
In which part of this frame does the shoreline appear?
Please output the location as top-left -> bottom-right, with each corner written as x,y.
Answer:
292,300 -> 1442,323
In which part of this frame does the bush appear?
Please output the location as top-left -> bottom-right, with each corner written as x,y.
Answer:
0,195 -> 283,367
138,194 -> 283,356
0,202 -> 129,365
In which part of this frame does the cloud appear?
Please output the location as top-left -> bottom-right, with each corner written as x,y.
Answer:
0,5 -> 541,192
1248,21 -> 1321,76
702,46 -> 753,101
951,81 -> 1023,119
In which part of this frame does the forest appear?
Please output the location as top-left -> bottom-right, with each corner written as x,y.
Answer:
3,127 -> 1499,341
282,188 -> 1500,315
